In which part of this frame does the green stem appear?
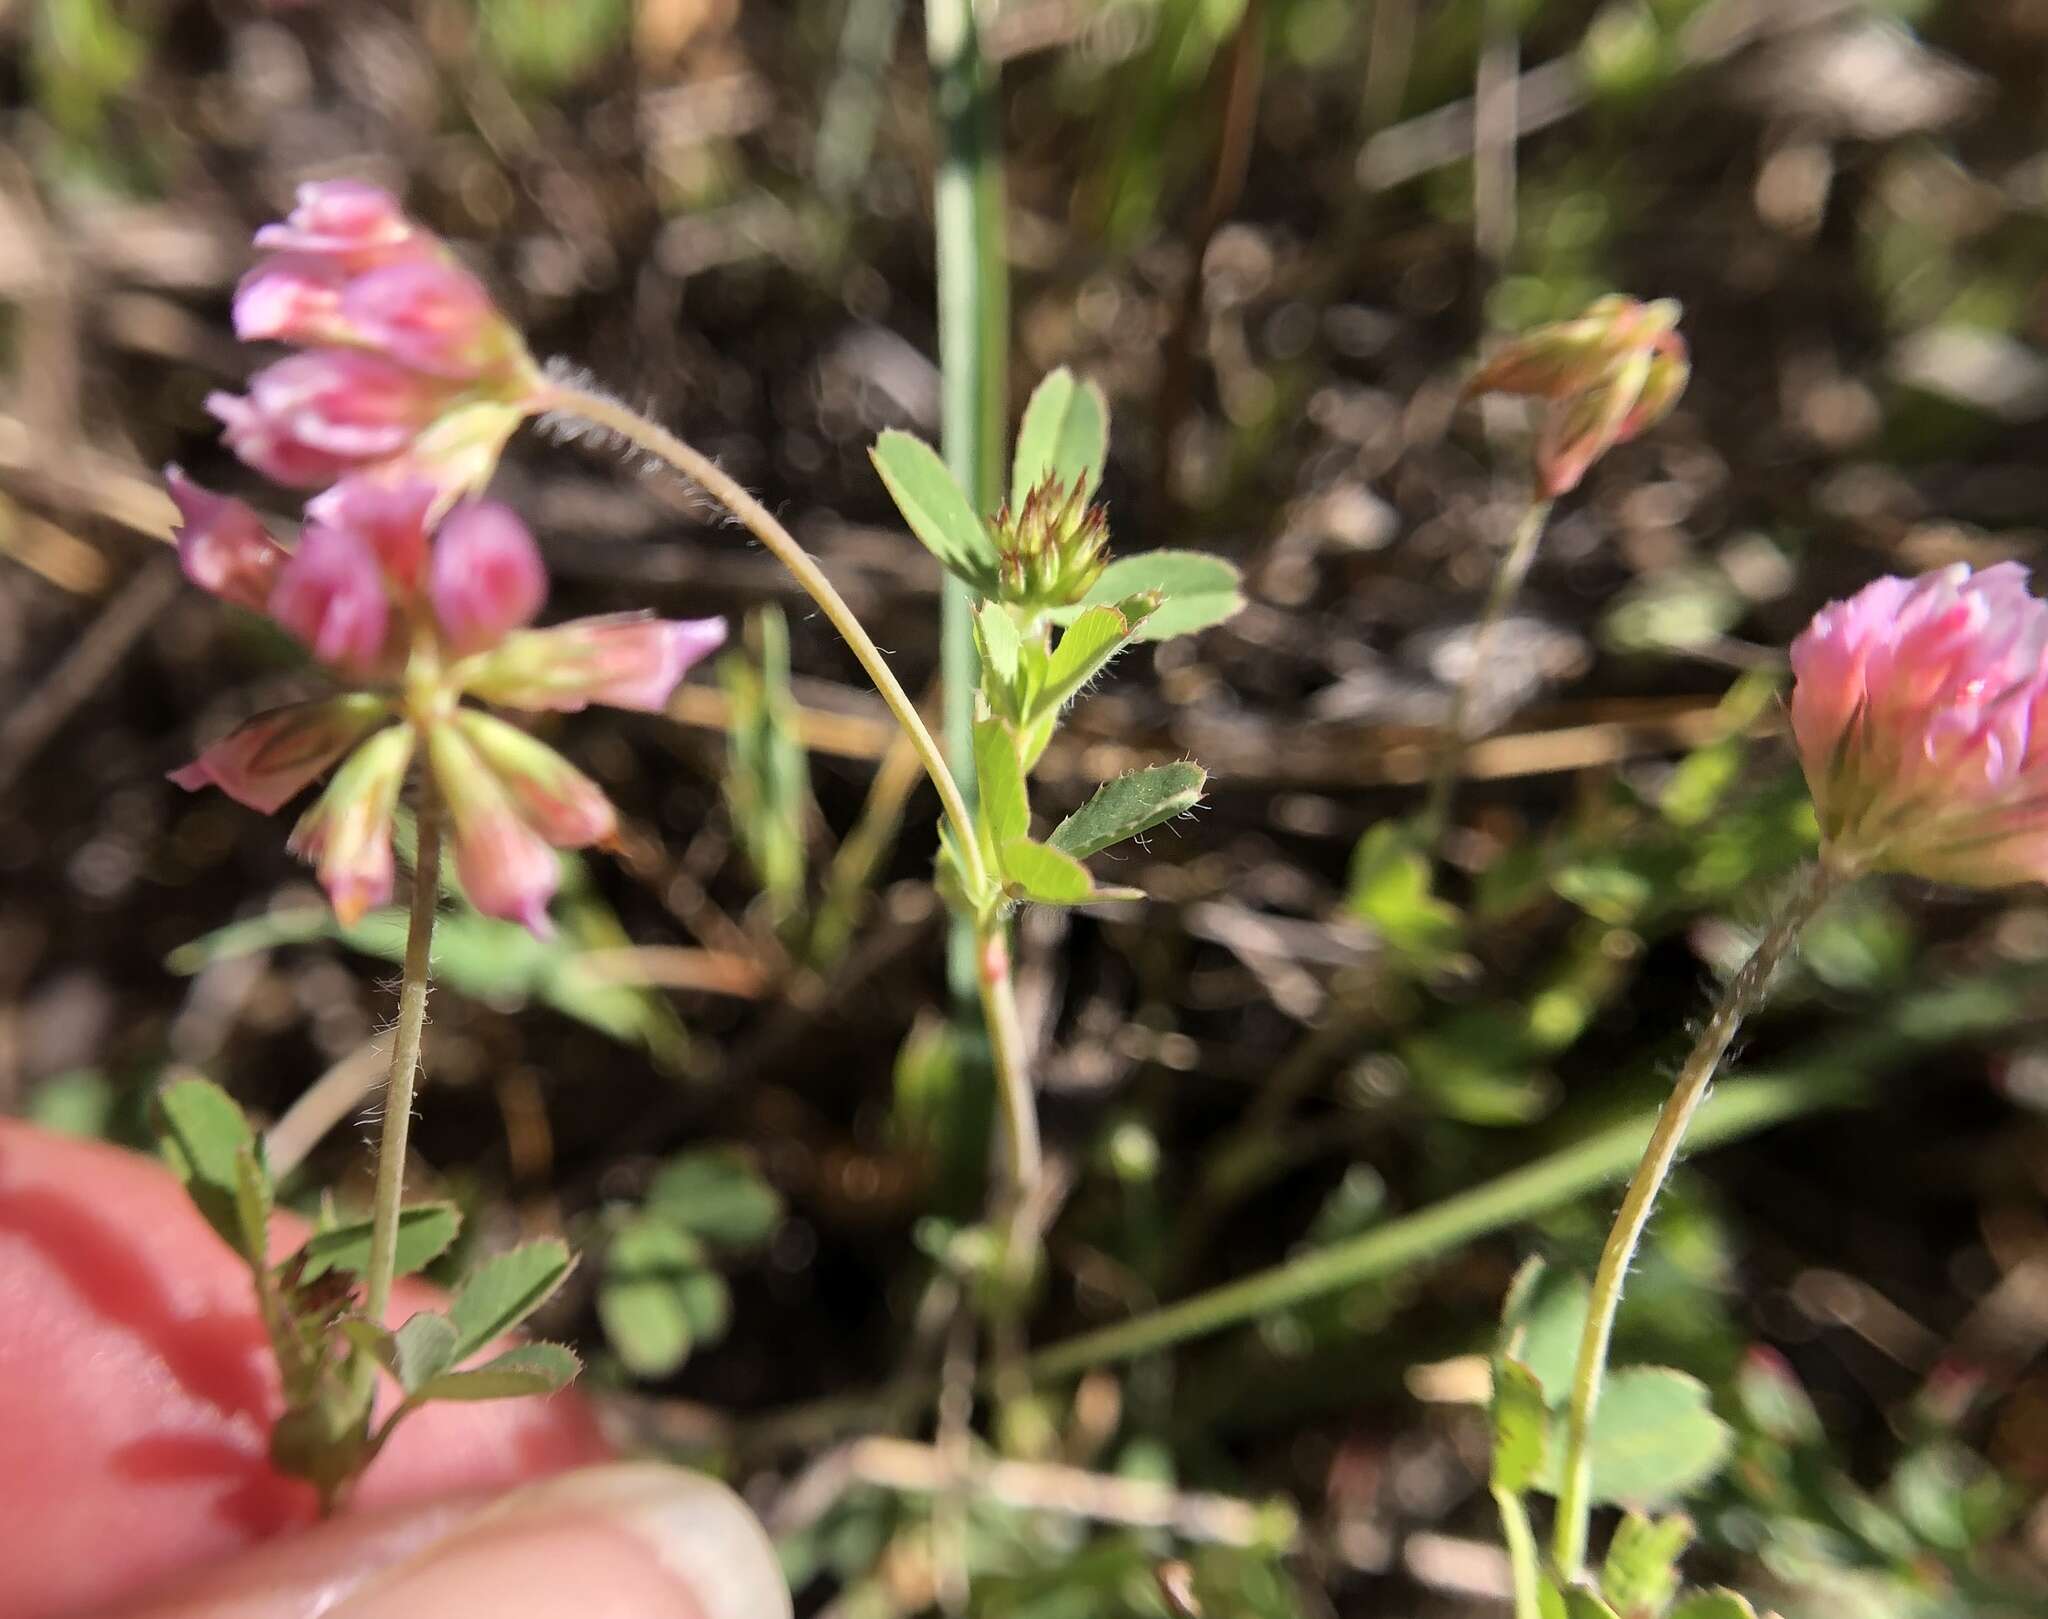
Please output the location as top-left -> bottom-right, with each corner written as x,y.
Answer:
1418,497 -> 1552,848
361,781 -> 443,1331
976,919 -> 1042,1236
926,0 -> 1009,1007
1495,1484 -> 1542,1619
1550,861 -> 1838,1579
1027,1055 -> 1858,1384
547,384 -> 989,903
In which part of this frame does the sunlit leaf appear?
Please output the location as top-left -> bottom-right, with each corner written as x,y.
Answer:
1048,762 -> 1206,861
1057,551 -> 1244,640
299,1203 -> 463,1283
448,1240 -> 574,1359
1001,837 -> 1097,905
1012,367 -> 1109,510
414,1342 -> 581,1402
871,430 -> 998,591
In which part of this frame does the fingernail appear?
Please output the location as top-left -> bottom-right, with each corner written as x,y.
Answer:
336,1463 -> 791,1619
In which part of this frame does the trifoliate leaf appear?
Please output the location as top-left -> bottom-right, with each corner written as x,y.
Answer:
1047,762 -> 1206,861
448,1240 -> 574,1359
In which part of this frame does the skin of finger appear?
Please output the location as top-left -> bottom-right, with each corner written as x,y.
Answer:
104,1465 -> 791,1619
0,1120 -> 612,1619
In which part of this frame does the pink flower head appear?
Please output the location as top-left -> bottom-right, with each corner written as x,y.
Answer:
429,501 -> 547,656
268,522 -> 392,675
253,180 -> 418,267
460,613 -> 728,714
1468,294 -> 1689,497
428,723 -> 561,935
170,694 -> 389,814
307,473 -> 437,589
287,722 -> 416,925
165,466 -> 289,612
1790,561 -> 2048,887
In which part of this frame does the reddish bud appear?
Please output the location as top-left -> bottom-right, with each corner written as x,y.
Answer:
267,523 -> 392,674
164,466 -> 289,612
287,722 -> 416,925
253,180 -> 417,267
429,501 -> 548,655
243,351 -> 442,461
459,612 -> 728,714
305,473 -> 436,590
169,694 -> 390,814
427,724 -> 561,936
453,709 -> 618,849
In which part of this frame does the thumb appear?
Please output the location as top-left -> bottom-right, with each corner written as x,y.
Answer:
106,1463 -> 792,1619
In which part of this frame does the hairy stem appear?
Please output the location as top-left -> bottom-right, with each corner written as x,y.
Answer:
976,921 -> 1042,1237
547,383 -> 988,902
1550,861 -> 1837,1579
1419,497 -> 1553,848
362,782 -> 443,1331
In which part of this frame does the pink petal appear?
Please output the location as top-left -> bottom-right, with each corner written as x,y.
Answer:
428,502 -> 548,656
164,466 -> 289,612
459,613 -> 728,714
307,473 -> 438,590
253,180 -> 416,266
169,696 -> 389,815
427,724 -> 561,936
340,260 -> 506,380
233,255 -> 348,345
268,523 -> 392,674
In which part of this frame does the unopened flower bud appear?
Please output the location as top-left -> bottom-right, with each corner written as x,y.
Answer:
305,474 -> 437,590
165,466 -> 289,612
989,477 -> 1110,610
1468,294 -> 1689,497
453,710 -> 618,848
1791,561 -> 2048,887
267,523 -> 392,674
429,501 -> 547,655
340,260 -> 516,381
253,180 -> 418,267
287,722 -> 416,925
170,694 -> 390,814
459,612 -> 728,714
427,724 -> 561,935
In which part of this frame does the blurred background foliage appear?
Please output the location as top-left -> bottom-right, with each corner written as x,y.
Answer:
8,0 -> 2048,1613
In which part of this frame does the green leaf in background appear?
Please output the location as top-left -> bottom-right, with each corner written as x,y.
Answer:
600,1216 -> 706,1379
1346,821 -> 1464,966
871,429 -> 999,591
974,716 -> 1031,853
391,1311 -> 460,1394
647,1150 -> 784,1247
974,599 -> 1024,714
154,1077 -> 263,1264
1491,1357 -> 1549,1493
1667,1593 -> 1758,1619
232,1143 -> 272,1270
473,0 -> 630,90
1736,1347 -> 1821,1446
448,1240 -> 574,1360
1599,1511 -> 1693,1616
721,605 -> 812,923
1048,761 -> 1206,861
1001,837 -> 1098,905
299,1203 -> 463,1283
414,1342 -> 581,1402
1515,1269 -> 1591,1406
1011,367 -> 1110,509
1539,1367 -> 1734,1505
1059,551 -> 1244,640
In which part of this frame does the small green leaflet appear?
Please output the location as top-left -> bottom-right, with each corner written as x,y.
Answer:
298,1203 -> 463,1282
1058,551 -> 1244,641
1667,1592 -> 1759,1619
1011,367 -> 1109,510
1001,838 -> 1098,905
1537,1366 -> 1734,1505
974,717 -> 1031,853
448,1239 -> 575,1359
1048,762 -> 1206,861
1037,604 -> 1134,717
1599,1511 -> 1692,1616
412,1343 -> 581,1402
871,430 -> 998,592
1491,1357 -> 1548,1494
391,1311 -> 461,1393
155,1078 -> 264,1264
646,1150 -> 784,1247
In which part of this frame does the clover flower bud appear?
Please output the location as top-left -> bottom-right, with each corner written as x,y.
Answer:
459,612 -> 728,714
267,523 -> 392,675
305,474 -> 436,590
287,723 -> 416,925
340,260 -> 510,381
427,724 -> 562,935
252,180 -> 418,266
164,466 -> 289,612
989,477 -> 1110,611
1790,561 -> 2048,888
169,694 -> 390,814
453,710 -> 618,849
1467,294 -> 1689,497
428,501 -> 547,655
